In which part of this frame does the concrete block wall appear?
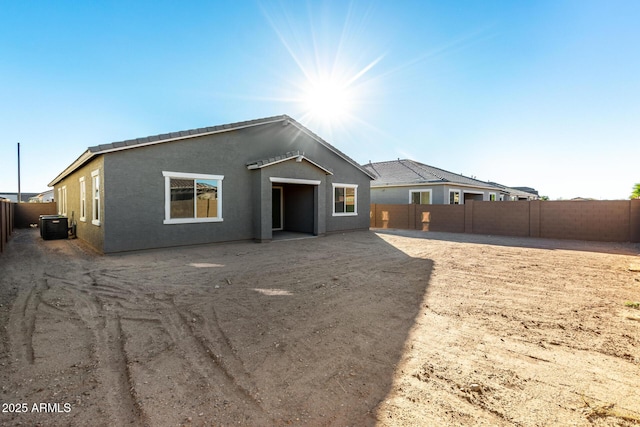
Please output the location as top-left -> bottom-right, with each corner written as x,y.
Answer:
14,203 -> 57,229
469,201 -> 530,237
539,201 -> 631,242
631,199 -> 640,242
370,199 -> 640,243
417,205 -> 465,233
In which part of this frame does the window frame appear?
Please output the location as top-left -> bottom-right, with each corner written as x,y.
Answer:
448,189 -> 461,205
409,189 -> 432,205
489,192 -> 497,201
79,177 -> 86,222
332,183 -> 358,216
91,169 -> 101,226
57,186 -> 67,216
163,171 -> 224,224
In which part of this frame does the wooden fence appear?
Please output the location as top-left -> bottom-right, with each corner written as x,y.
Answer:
371,199 -> 640,243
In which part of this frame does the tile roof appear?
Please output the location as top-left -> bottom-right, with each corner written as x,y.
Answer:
363,159 -> 498,189
87,115 -> 289,154
247,150 -> 305,168
49,115 -> 373,186
488,182 -> 539,198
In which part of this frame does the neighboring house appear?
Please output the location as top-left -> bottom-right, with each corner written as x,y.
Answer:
49,115 -> 373,253
28,189 -> 55,203
0,192 -> 39,203
487,183 -> 539,201
364,159 -> 510,205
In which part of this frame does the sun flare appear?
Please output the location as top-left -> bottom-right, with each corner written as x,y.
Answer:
302,77 -> 353,121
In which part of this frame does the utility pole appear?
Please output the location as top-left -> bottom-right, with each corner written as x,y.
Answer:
17,142 -> 21,203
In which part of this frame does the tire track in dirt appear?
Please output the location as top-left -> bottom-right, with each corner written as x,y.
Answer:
7,277 -> 48,365
160,295 -> 268,413
65,278 -> 148,426
82,268 -> 272,423
172,299 -> 266,411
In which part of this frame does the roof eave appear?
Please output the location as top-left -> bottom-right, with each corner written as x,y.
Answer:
371,181 -> 501,191
91,116 -> 287,157
48,149 -> 94,187
287,119 -> 376,180
48,116 -> 289,187
247,153 -> 334,175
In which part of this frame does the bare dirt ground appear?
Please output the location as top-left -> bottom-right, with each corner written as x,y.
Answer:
0,228 -> 639,427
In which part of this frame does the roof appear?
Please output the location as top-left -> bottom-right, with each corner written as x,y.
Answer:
49,115 -> 374,186
363,159 -> 499,190
246,150 -> 333,175
488,182 -> 539,199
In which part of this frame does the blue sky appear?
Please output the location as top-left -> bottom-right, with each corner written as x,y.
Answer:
1,0 -> 638,199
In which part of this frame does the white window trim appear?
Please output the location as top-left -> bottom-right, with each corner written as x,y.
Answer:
448,189 -> 462,205
91,169 -> 101,226
79,177 -> 86,222
409,189 -> 432,205
60,186 -> 67,216
332,183 -> 358,216
163,171 -> 224,224
489,192 -> 497,201
57,188 -> 62,215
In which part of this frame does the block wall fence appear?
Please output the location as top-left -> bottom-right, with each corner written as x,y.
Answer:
3,200 -> 639,254
0,202 -> 57,254
14,202 -> 57,228
370,200 -> 640,243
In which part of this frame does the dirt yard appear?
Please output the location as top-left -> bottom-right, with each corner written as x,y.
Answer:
0,228 -> 639,426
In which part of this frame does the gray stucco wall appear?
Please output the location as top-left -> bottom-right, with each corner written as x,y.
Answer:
53,156 -> 105,253
100,121 -> 370,252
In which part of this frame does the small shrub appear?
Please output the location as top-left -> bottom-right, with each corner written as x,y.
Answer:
624,301 -> 640,309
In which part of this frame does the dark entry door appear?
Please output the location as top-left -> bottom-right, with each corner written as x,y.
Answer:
272,186 -> 283,230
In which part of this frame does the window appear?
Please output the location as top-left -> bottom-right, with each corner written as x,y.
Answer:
91,169 -> 101,226
449,189 -> 461,205
409,190 -> 432,205
57,186 -> 67,216
79,177 -> 86,221
163,171 -> 224,224
333,183 -> 358,216
489,193 -> 496,201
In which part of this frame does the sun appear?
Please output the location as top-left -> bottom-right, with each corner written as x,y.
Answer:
301,77 -> 353,122
259,1 -> 385,131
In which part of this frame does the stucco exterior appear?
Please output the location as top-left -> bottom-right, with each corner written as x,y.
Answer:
370,184 -> 497,205
364,159 -> 537,205
50,116 -> 372,253
51,156 -> 105,251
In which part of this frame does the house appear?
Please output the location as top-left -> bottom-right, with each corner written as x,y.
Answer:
28,189 -> 55,203
48,115 -> 374,253
363,159 -> 538,205
0,192 -> 39,203
488,183 -> 539,201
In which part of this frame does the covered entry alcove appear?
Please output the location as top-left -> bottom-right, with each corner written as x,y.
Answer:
247,151 -> 332,242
